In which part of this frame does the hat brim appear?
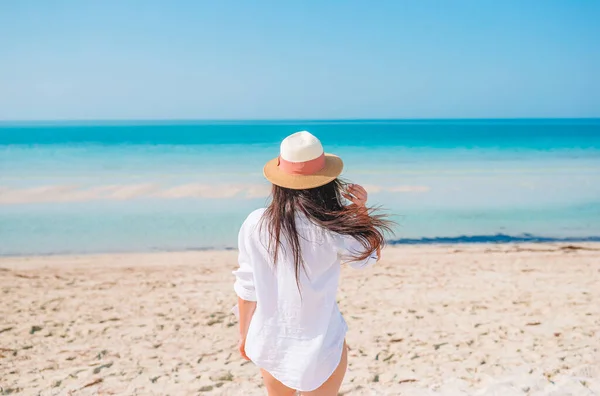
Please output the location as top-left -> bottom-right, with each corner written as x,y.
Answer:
263,154 -> 343,190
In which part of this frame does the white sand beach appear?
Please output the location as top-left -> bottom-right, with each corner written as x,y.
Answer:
1,244 -> 599,395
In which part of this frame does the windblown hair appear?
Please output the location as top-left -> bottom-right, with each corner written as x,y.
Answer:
261,179 -> 393,289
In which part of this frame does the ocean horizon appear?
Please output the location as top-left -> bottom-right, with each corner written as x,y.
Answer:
1,118 -> 599,256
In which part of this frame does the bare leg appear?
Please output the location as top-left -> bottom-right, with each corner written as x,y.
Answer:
260,369 -> 297,396
260,342 -> 348,396
302,342 -> 348,396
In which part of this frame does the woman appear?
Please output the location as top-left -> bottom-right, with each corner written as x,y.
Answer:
233,131 -> 391,395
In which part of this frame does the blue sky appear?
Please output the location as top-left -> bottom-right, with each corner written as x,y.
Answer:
0,1 -> 599,120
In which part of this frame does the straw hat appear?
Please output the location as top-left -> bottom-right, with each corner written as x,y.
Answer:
263,131 -> 344,190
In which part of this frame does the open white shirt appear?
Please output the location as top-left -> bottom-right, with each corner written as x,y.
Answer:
233,208 -> 378,392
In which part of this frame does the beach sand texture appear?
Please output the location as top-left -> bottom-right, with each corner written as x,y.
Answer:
1,245 -> 599,395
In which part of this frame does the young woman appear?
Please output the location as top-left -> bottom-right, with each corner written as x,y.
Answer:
233,131 -> 391,395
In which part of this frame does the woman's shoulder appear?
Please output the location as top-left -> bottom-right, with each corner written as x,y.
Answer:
241,208 -> 267,230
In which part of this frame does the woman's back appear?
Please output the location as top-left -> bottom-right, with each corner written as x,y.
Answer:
234,208 -> 377,391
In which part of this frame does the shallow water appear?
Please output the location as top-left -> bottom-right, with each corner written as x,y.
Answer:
1,119 -> 599,255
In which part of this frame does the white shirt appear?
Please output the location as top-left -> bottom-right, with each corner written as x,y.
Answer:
233,208 -> 378,392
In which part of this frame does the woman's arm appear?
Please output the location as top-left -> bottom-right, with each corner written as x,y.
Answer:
233,215 -> 259,360
237,297 -> 257,360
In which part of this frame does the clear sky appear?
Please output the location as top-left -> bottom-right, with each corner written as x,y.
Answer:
1,1 -> 599,120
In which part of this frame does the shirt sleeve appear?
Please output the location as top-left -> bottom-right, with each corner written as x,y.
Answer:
232,220 -> 257,301
337,234 -> 379,270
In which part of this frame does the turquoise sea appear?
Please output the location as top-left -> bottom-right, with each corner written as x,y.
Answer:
1,119 -> 600,256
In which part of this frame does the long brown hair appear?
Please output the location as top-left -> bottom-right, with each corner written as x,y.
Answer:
261,179 -> 393,288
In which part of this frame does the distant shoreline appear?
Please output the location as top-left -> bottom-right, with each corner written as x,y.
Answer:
2,236 -> 600,258
389,233 -> 600,245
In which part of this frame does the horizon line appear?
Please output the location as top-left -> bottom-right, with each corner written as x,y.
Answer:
1,117 -> 600,124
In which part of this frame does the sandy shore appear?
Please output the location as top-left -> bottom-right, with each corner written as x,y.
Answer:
1,244 -> 599,395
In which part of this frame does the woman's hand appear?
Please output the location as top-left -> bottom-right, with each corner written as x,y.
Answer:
343,184 -> 368,208
238,337 -> 250,361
